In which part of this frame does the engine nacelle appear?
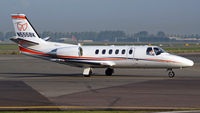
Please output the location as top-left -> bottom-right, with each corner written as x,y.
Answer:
49,46 -> 81,57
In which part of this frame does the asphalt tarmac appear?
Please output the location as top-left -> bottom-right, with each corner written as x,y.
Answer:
0,54 -> 200,111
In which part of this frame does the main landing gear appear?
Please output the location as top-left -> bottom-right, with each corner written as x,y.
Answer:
167,69 -> 175,78
105,68 -> 114,76
83,68 -> 114,77
83,68 -> 93,77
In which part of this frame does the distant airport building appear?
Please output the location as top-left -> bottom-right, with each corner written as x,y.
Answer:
169,36 -> 200,41
59,37 -> 74,42
59,35 -> 78,43
82,40 -> 93,43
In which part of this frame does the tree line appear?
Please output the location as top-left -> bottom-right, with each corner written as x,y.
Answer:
0,31 -> 199,42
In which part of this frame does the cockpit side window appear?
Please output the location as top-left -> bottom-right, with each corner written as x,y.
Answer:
154,47 -> 165,55
146,47 -> 154,56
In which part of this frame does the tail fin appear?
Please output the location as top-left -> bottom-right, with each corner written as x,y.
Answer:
11,14 -> 45,45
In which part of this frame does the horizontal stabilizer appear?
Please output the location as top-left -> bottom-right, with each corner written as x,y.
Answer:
10,37 -> 39,46
43,37 -> 51,41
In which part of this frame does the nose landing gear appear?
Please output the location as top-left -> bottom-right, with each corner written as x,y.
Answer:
167,69 -> 175,78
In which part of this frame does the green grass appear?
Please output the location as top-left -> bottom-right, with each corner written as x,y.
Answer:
0,43 -> 19,54
0,44 -> 18,50
0,50 -> 19,55
164,47 -> 200,53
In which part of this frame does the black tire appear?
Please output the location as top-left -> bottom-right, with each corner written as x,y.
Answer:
105,68 -> 114,76
84,74 -> 91,77
168,71 -> 175,78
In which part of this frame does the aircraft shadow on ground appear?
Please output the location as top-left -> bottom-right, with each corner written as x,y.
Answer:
0,72 -> 83,78
0,72 -> 166,78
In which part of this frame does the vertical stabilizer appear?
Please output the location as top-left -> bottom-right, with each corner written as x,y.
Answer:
11,14 -> 45,44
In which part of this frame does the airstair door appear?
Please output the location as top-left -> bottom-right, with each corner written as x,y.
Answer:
126,47 -> 134,59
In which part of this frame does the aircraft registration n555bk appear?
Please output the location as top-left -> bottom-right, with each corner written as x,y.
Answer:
10,14 -> 194,78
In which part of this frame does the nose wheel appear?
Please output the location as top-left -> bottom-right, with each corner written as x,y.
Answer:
167,69 -> 175,78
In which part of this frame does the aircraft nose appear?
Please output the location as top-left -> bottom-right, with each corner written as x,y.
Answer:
181,58 -> 194,67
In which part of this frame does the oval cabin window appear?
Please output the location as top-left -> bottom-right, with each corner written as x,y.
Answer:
122,49 -> 126,54
95,49 -> 99,54
115,49 -> 119,54
109,49 -> 113,54
102,49 -> 106,54
129,49 -> 133,54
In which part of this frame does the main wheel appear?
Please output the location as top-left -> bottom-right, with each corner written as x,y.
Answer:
105,68 -> 114,76
168,71 -> 175,78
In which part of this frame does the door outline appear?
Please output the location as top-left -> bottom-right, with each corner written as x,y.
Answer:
126,47 -> 135,59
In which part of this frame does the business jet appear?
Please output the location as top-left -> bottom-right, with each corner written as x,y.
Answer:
10,14 -> 194,78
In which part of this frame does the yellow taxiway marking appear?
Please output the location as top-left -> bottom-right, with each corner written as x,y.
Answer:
0,106 -> 199,110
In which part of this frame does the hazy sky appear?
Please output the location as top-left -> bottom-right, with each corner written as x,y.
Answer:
1,0 -> 200,34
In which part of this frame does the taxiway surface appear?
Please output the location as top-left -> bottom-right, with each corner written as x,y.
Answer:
0,54 -> 200,111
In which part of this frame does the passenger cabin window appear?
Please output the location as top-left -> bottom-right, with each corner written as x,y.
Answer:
154,47 -> 165,55
122,49 -> 126,54
102,49 -> 106,54
109,49 -> 113,54
95,49 -> 99,54
146,47 -> 154,56
129,49 -> 133,54
115,49 -> 119,54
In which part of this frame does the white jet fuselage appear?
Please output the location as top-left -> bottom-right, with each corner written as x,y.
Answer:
19,43 -> 194,69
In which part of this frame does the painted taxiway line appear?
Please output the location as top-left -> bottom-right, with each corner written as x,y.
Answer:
0,106 -> 199,110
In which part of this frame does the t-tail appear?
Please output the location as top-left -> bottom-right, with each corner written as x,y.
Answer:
11,14 -> 45,46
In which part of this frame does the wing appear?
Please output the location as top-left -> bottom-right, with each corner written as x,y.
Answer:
51,58 -> 115,68
69,60 -> 115,68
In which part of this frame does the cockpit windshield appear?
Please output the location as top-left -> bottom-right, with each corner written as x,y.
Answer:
146,47 -> 165,56
153,47 -> 165,55
146,47 -> 154,56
